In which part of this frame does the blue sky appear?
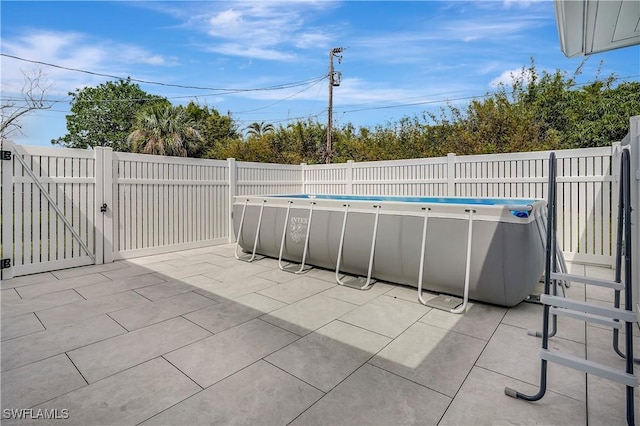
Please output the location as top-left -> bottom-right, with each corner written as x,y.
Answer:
1,1 -> 639,147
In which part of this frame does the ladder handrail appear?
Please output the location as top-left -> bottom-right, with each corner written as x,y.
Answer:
506,150 -> 637,426
613,148 -> 640,365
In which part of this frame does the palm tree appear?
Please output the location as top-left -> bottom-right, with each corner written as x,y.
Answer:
245,121 -> 275,138
127,104 -> 202,157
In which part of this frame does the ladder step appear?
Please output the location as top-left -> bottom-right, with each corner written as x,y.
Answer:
540,295 -> 637,323
549,306 -> 623,329
540,349 -> 639,387
550,272 -> 624,291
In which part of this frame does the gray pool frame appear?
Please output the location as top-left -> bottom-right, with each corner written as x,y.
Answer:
233,195 -> 547,307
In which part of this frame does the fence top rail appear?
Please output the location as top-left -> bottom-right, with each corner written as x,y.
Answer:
454,146 -> 613,163
14,144 -> 96,159
236,161 -> 302,170
114,151 -> 228,167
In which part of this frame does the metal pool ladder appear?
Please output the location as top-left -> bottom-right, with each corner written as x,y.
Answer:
278,200 -> 315,274
335,204 -> 380,290
505,151 -> 639,426
235,199 -> 266,262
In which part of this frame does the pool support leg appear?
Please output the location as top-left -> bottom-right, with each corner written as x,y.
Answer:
450,209 -> 475,314
417,207 -> 431,305
277,201 -> 293,271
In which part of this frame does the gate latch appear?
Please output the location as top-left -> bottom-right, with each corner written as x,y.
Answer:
100,203 -> 108,213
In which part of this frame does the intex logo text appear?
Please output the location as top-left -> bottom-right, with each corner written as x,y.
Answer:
3,409 -> 69,420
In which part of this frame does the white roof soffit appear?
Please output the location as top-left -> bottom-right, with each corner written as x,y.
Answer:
555,0 -> 640,57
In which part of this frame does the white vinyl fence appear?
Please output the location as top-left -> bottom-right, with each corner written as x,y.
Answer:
2,117 -> 639,280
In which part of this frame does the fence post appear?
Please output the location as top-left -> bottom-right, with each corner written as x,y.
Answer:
94,147 -> 114,264
103,147 -> 114,263
228,158 -> 237,243
447,153 -> 456,197
346,160 -> 354,195
1,139 -> 14,280
300,163 -> 307,194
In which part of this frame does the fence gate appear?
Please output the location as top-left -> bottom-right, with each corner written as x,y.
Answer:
1,140 -> 110,280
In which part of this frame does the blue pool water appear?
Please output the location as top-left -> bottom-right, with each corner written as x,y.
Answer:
276,194 -> 538,206
274,194 -> 539,217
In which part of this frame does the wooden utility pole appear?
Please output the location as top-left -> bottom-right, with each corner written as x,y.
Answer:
326,47 -> 344,164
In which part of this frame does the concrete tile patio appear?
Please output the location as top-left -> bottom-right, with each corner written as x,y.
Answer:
1,243 -> 638,425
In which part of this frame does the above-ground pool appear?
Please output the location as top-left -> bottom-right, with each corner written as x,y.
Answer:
233,194 -> 547,307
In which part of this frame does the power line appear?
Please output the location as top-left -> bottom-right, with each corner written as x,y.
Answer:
0,53 -> 326,93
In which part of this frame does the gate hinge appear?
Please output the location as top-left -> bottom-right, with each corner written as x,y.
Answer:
0,150 -> 12,161
0,258 -> 11,269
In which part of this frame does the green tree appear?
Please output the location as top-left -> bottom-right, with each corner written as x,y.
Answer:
127,104 -> 202,157
52,79 -> 166,151
245,121 -> 275,137
185,102 -> 240,157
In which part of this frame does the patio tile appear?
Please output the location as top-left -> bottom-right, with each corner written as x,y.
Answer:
339,295 -> 430,338
25,358 -> 200,426
266,320 -> 391,392
370,321 -> 486,397
1,315 -> 125,372
418,302 -> 506,341
256,267 -> 306,284
203,276 -> 278,300
109,291 -> 217,330
382,284 -> 438,304
476,323 -> 587,401
51,261 -> 132,280
75,273 -> 167,299
232,292 -> 286,313
208,244 -> 236,257
184,299 -> 272,334
100,264 -> 157,280
135,279 -> 199,301
68,317 -> 210,383
291,363 -> 451,426
439,366 -> 586,425
201,254 -> 240,268
15,273 -> 111,299
257,276 -> 335,304
1,312 -> 44,341
501,299 -> 586,343
321,281 -> 396,305
136,261 -> 178,273
1,288 -> 21,302
1,289 -> 84,319
142,360 -> 322,426
261,294 -> 357,336
36,290 -> 148,329
164,318 -> 298,388
1,354 -> 86,409
203,261 -> 271,282
0,271 -> 56,289
125,252 -> 183,265
154,262 -> 222,280
304,267 -> 337,283
585,326 -> 640,425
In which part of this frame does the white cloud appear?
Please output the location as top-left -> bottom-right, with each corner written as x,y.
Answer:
177,2 -> 338,61
1,30 -> 179,97
490,67 -> 534,87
